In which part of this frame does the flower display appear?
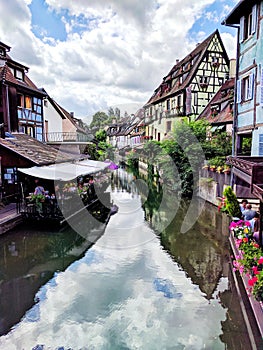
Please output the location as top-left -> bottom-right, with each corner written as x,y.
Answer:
230,220 -> 263,301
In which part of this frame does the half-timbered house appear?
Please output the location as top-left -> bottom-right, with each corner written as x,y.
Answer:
144,30 -> 229,141
0,41 -> 46,141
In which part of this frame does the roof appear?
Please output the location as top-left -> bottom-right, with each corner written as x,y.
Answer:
145,30 -> 228,106
18,159 -> 109,181
45,95 -> 88,134
0,64 -> 45,96
197,78 -> 234,124
223,0 -> 258,25
0,133 -> 75,165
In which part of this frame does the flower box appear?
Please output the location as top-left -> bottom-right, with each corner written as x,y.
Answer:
229,220 -> 263,336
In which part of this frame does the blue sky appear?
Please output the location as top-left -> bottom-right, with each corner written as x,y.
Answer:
0,0 -> 239,121
29,0 -> 67,42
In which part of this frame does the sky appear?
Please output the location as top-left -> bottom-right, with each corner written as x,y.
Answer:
0,0 -> 239,123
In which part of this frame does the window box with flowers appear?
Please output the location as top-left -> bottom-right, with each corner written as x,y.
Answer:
229,220 -> 263,334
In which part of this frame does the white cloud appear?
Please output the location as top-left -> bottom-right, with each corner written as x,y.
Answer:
0,0 -> 237,122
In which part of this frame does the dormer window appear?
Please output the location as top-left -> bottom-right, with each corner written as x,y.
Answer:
0,48 -> 5,56
9,66 -> 24,81
15,69 -> 23,80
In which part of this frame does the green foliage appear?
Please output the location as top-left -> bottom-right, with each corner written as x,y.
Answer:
208,156 -> 225,167
90,111 -> 109,129
223,186 -> 242,218
83,143 -> 98,159
30,194 -> 46,202
210,131 -> 232,157
95,129 -> 107,142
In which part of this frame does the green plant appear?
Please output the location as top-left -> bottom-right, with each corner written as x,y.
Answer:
230,220 -> 263,301
30,194 -> 46,202
223,186 -> 242,218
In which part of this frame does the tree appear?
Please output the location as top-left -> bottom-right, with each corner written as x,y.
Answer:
95,129 -> 107,142
89,111 -> 109,129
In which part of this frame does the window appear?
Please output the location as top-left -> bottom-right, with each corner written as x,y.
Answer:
240,5 -> 257,42
166,121 -> 172,133
200,76 -> 209,85
25,96 -> 32,109
237,72 -> 254,103
3,167 -> 17,185
17,94 -> 23,107
260,67 -> 263,107
166,99 -> 170,111
177,95 -> 181,107
15,69 -> 23,80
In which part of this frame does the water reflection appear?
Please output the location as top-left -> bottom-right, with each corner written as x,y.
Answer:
0,217 -> 106,337
0,168 -> 256,349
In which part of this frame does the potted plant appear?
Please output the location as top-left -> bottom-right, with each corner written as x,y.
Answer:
210,165 -> 216,172
202,164 -> 209,170
223,165 -> 231,174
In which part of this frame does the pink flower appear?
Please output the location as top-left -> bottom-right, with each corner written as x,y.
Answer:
258,257 -> 263,264
252,266 -> 260,275
245,221 -> 251,227
229,222 -> 237,229
248,276 -> 258,286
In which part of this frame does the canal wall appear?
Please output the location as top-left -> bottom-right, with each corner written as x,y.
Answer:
198,169 -> 231,207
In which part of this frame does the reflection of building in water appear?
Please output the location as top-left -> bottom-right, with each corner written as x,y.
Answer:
161,201 -> 230,301
0,228 -> 92,336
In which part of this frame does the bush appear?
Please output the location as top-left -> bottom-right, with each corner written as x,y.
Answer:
223,186 -> 242,218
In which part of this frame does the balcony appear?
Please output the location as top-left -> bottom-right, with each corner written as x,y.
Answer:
45,132 -> 93,143
227,156 -> 263,200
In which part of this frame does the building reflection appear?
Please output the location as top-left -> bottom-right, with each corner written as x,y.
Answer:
0,217 -> 106,336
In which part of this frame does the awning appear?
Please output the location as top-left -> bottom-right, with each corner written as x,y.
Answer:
18,159 -> 109,181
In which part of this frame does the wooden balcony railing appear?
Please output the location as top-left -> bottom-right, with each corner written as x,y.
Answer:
227,156 -> 263,200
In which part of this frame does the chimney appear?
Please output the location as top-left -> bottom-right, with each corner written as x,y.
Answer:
176,59 -> 180,64
229,59 -> 236,79
70,112 -> 74,117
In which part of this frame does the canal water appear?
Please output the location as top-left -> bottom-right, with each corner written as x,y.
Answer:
0,168 -> 255,349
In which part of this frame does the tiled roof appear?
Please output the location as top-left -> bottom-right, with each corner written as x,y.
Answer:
0,133 -> 75,165
197,78 -> 234,124
0,65 -> 45,95
145,30 -> 221,106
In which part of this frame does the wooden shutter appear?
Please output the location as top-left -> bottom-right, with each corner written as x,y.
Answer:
240,16 -> 245,42
251,4 -> 257,34
260,67 -> 263,106
248,72 -> 254,100
236,79 -> 242,103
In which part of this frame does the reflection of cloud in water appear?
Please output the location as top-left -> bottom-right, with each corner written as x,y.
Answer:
0,191 -> 227,350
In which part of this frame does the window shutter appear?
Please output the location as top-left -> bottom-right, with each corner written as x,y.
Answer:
259,134 -> 263,156
236,79 -> 242,103
240,16 -> 245,42
261,67 -> 263,106
251,4 -> 257,34
248,72 -> 254,100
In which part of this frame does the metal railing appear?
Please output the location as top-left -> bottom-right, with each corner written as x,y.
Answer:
45,132 -> 93,143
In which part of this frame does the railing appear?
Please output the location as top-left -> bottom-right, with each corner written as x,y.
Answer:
45,132 -> 93,143
227,156 -> 263,176
227,156 -> 263,200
